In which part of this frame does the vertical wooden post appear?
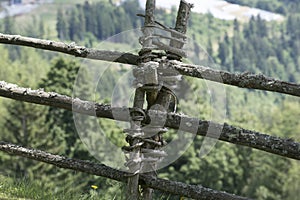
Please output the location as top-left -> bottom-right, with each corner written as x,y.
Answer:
139,1 -> 156,199
143,0 -> 156,51
142,2 -> 193,197
126,1 -> 156,199
126,1 -> 192,199
126,88 -> 145,200
168,0 -> 193,60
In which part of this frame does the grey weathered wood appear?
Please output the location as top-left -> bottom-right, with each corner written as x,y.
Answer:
174,0 -> 193,35
165,113 -> 300,160
0,141 -> 250,200
0,33 -> 138,65
0,81 -> 115,119
1,33 -> 300,98
134,0 -> 157,199
0,1 -> 296,199
168,0 -> 193,59
126,87 -> 146,200
170,60 -> 300,97
0,81 -> 299,160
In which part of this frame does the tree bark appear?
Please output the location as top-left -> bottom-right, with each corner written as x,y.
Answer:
0,81 -> 299,160
170,60 -> 300,98
168,0 -> 193,60
1,33 -> 300,97
165,114 -> 300,160
0,33 -> 138,65
126,88 -> 146,200
0,141 -> 250,200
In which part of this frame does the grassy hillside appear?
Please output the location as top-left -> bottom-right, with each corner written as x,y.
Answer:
0,174 -> 106,200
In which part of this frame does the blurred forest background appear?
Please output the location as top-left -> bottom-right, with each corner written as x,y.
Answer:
0,0 -> 299,199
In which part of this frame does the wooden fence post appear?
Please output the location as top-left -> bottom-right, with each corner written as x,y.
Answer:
0,1 -> 298,199
124,0 -> 193,199
124,0 -> 156,199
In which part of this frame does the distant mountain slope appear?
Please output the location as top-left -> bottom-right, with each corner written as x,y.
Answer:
226,0 -> 300,14
0,0 -> 53,19
138,0 -> 284,21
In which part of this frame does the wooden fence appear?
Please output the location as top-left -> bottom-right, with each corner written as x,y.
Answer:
0,0 -> 299,199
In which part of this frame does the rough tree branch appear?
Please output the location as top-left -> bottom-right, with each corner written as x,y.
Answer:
0,33 -> 138,65
0,81 -> 299,160
170,61 -> 300,98
0,141 -> 249,200
1,33 -> 300,97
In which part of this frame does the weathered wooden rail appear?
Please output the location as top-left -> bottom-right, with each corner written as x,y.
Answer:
1,33 -> 300,97
0,0 -> 299,199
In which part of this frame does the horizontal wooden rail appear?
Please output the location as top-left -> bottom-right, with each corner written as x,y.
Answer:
1,33 -> 300,98
170,61 -> 300,98
0,33 -> 138,64
0,141 -> 249,200
0,81 -> 299,160
0,142 -> 127,181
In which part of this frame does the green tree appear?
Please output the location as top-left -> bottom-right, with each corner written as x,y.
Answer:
56,9 -> 68,40
3,15 -> 16,34
0,73 -> 62,184
39,58 -> 82,155
232,34 -> 243,71
1,100 -> 50,178
218,40 -> 230,68
83,1 -> 93,33
256,15 -> 268,38
37,58 -> 105,195
207,38 -> 213,57
121,0 -> 142,28
68,8 -> 80,40
39,18 -> 45,38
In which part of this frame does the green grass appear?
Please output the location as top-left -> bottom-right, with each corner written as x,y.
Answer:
0,175 -> 103,200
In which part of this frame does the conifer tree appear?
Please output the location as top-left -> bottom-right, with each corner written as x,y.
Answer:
38,58 -> 96,194
56,9 -> 68,40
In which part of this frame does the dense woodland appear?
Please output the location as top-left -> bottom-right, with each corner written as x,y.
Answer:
0,0 -> 299,199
